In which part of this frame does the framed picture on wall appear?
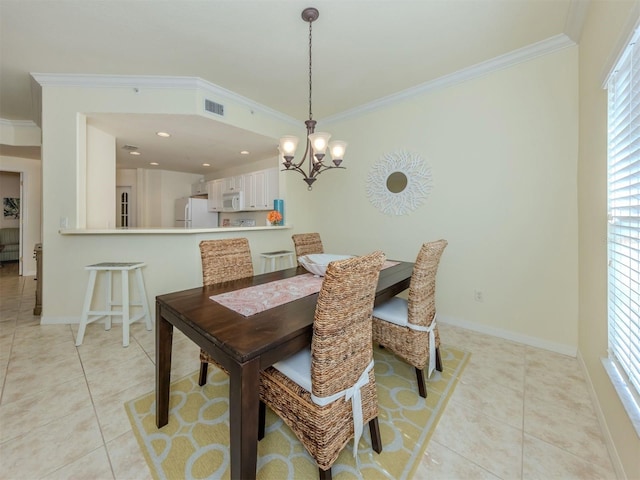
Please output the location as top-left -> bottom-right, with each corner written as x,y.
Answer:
3,197 -> 19,219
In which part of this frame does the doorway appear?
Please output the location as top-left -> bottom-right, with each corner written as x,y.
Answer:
0,170 -> 22,275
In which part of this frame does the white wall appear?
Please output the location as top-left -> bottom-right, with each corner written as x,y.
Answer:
86,125 -> 116,228
578,2 -> 640,478
285,46 -> 579,354
0,156 -> 41,275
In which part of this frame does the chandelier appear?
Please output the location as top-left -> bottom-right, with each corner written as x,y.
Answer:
279,7 -> 347,190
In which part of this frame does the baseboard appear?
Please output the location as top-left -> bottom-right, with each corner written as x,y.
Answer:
39,316 -> 151,325
577,351 -> 626,480
40,316 -> 79,325
438,314 -> 578,357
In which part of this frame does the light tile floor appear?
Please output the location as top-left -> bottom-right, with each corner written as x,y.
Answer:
0,264 -> 617,479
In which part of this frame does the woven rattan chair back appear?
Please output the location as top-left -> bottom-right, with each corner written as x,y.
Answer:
311,250 -> 386,399
292,233 -> 324,261
198,238 -> 253,386
372,239 -> 447,398
407,239 -> 448,329
199,238 -> 254,286
259,250 -> 386,478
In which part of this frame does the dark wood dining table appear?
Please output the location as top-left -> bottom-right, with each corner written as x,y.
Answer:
155,260 -> 414,480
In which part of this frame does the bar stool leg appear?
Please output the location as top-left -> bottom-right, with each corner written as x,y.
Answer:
135,266 -> 152,330
122,269 -> 130,347
105,270 -> 113,331
76,269 -> 97,346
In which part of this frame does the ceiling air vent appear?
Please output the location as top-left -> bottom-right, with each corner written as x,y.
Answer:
121,144 -> 139,151
205,99 -> 224,116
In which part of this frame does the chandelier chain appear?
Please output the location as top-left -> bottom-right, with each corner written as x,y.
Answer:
308,18 -> 313,121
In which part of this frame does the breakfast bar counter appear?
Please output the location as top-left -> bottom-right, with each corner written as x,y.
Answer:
58,225 -> 290,235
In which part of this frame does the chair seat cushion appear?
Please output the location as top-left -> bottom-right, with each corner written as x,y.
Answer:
372,297 -> 408,327
272,347 -> 312,393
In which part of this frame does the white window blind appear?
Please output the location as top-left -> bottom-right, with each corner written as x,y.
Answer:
607,28 -> 640,406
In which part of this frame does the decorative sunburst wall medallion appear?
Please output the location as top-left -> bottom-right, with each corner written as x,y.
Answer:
366,150 -> 433,215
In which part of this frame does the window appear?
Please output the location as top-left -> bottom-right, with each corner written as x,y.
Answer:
606,26 -> 640,433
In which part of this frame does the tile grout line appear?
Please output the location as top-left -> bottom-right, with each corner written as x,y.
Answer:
73,335 -> 119,480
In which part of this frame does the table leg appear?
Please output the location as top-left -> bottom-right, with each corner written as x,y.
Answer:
228,356 -> 260,480
156,303 -> 173,428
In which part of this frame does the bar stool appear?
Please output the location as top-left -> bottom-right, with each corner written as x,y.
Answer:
260,250 -> 295,273
76,262 -> 152,347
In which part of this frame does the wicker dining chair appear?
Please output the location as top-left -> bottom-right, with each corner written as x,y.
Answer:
198,238 -> 254,385
372,239 -> 448,398
259,251 -> 386,480
292,232 -> 324,263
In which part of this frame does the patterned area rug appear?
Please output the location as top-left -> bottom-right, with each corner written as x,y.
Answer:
125,345 -> 469,480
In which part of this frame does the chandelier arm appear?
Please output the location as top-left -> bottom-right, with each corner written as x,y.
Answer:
292,119 -> 316,170
282,163 -> 313,179
311,165 -> 346,176
293,137 -> 312,170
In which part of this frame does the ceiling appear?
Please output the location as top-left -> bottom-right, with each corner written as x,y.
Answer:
87,113 -> 280,173
0,0 -> 584,174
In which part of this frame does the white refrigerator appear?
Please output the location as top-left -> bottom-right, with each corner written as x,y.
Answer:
175,197 -> 218,228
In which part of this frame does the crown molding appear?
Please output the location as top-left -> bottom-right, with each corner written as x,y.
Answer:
564,0 -> 591,43
192,77 -> 299,127
28,31 -> 577,130
323,33 -> 576,125
29,73 -> 299,128
0,117 -> 41,146
600,3 -> 640,88
0,118 -> 39,128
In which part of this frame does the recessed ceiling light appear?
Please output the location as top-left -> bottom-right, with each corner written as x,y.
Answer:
202,163 -> 210,167
240,150 -> 249,155
150,162 -> 159,166
156,131 -> 171,138
129,151 -> 141,156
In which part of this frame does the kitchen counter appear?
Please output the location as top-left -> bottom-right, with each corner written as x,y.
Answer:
59,225 -> 290,235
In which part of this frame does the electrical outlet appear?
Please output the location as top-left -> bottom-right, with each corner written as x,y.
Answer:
59,217 -> 69,228
474,289 -> 484,302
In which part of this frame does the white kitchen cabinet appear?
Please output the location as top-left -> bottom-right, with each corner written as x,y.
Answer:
243,172 -> 257,210
206,179 -> 223,212
223,175 -> 244,193
191,181 -> 207,195
243,168 -> 279,210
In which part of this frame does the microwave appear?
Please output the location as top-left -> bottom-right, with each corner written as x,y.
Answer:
222,191 -> 244,212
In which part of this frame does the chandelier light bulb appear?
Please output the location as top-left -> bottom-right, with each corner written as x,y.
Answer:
309,132 -> 331,155
329,141 -> 347,160
279,136 -> 299,156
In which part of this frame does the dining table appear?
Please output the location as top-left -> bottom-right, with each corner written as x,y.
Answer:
155,259 -> 414,480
